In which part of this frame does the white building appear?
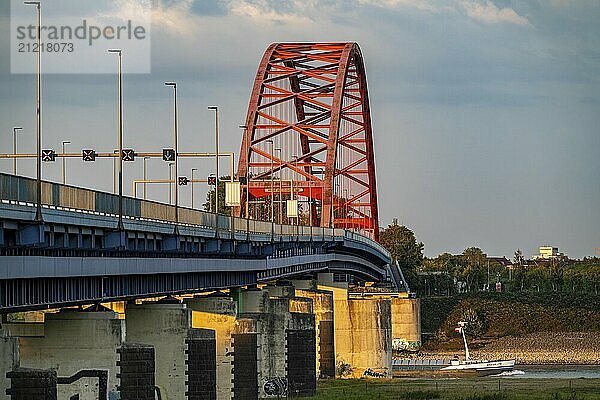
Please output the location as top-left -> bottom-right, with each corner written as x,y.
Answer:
533,246 -> 564,260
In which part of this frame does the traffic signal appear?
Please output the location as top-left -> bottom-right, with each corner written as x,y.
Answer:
122,149 -> 135,161
82,149 -> 96,161
239,176 -> 247,185
207,176 -> 216,185
162,148 -> 175,161
178,176 -> 188,186
41,149 -> 55,162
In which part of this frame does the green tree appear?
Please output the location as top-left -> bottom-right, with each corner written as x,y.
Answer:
379,222 -> 424,270
459,247 -> 487,292
379,222 -> 424,292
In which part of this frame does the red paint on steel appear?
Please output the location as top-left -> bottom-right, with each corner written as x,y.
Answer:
236,43 -> 380,241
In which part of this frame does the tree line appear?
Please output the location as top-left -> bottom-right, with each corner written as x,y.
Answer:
379,222 -> 600,296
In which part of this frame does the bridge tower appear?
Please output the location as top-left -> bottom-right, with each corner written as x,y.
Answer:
237,42 -> 380,241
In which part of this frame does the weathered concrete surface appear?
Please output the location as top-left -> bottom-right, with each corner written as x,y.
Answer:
0,331 -> 19,400
126,302 -> 214,400
238,286 -> 316,397
295,288 -> 335,378
319,284 -> 392,378
185,294 -> 236,400
391,297 -> 421,351
18,310 -> 123,400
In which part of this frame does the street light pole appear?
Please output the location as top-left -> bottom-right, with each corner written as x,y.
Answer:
61,140 -> 70,184
143,156 -> 149,200
165,82 -> 179,232
12,127 -> 23,175
24,1 -> 43,222
239,125 -> 250,219
108,48 -> 123,231
168,162 -> 174,204
208,106 -> 219,216
191,168 -> 198,208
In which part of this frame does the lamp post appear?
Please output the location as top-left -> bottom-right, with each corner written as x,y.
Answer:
108,48 -> 123,230
208,106 -> 219,216
165,82 -> 178,231
112,149 -> 117,194
168,162 -> 174,204
12,127 -> 23,175
61,140 -> 70,184
24,1 -> 42,222
143,156 -> 149,200
239,125 -> 250,219
191,168 -> 198,208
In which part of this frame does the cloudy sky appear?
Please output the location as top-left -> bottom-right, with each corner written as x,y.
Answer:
0,0 -> 598,259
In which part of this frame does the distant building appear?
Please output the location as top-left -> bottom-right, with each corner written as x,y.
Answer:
487,256 -> 511,267
533,246 -> 564,260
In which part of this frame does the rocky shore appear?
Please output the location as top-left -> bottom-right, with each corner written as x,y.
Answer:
418,332 -> 600,365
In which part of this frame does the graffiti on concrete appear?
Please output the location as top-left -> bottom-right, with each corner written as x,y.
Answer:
363,368 -> 386,378
392,338 -> 421,351
263,377 -> 288,396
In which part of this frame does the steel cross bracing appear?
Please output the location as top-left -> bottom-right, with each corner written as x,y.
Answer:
237,43 -> 380,241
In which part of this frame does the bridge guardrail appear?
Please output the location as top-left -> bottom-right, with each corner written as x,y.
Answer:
0,173 -> 386,256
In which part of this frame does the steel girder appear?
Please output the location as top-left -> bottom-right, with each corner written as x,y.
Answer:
237,43 -> 380,241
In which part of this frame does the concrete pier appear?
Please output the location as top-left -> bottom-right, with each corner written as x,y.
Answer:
318,276 -> 392,378
185,293 -> 237,400
391,297 -> 421,351
18,309 -> 124,400
238,286 -> 316,397
125,301 -> 216,400
294,281 -> 335,378
0,332 -> 19,400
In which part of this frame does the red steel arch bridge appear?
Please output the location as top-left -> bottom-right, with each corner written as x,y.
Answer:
237,42 -> 379,241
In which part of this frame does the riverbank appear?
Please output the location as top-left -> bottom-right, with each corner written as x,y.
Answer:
417,332 -> 600,364
312,377 -> 600,400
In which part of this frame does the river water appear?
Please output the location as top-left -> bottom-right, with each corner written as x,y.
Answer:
496,365 -> 600,379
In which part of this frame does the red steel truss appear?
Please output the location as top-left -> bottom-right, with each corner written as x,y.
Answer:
236,42 -> 380,241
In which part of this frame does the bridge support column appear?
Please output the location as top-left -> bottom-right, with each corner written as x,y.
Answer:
185,293 -> 236,400
125,301 -> 216,400
17,308 -> 123,399
0,331 -> 19,400
238,286 -> 316,397
317,279 -> 392,378
293,281 -> 335,378
391,297 -> 421,352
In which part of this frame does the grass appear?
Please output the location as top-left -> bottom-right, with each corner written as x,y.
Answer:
308,378 -> 600,400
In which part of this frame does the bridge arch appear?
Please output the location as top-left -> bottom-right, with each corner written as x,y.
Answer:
237,42 -> 380,241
